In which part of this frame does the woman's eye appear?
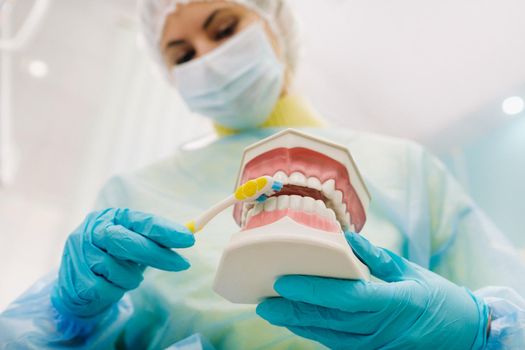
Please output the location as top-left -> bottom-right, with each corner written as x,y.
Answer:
176,49 -> 196,65
214,20 -> 238,41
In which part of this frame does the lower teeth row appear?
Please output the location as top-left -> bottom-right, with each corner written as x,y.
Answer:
243,195 -> 341,226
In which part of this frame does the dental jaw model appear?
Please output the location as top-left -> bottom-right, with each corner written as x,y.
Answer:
213,129 -> 371,304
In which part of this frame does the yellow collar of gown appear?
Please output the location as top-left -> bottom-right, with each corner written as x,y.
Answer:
213,95 -> 327,137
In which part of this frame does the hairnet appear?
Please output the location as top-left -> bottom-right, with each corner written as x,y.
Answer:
138,0 -> 300,75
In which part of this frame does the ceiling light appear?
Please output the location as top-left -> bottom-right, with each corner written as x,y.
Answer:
27,60 -> 48,78
502,96 -> 524,116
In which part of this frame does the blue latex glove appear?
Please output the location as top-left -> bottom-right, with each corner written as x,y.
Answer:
257,232 -> 490,349
51,208 -> 194,329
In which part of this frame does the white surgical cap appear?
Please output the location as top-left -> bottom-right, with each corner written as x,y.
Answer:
138,0 -> 300,74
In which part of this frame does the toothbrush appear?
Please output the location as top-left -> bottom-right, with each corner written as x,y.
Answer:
185,175 -> 283,234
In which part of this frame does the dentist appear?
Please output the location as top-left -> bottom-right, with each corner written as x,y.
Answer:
1,0 -> 524,349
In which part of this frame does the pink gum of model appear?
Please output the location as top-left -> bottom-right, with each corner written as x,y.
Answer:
234,147 -> 367,232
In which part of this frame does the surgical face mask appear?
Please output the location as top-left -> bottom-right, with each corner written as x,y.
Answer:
172,23 -> 285,130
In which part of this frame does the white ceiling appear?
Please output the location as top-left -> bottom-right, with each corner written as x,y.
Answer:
291,0 -> 525,143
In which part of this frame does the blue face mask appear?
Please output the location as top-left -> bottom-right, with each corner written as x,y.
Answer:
172,23 -> 285,130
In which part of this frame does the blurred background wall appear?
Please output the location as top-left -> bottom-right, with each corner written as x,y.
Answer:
441,107 -> 525,248
0,0 -> 524,309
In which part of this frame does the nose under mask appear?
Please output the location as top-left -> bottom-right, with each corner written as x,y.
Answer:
172,23 -> 285,130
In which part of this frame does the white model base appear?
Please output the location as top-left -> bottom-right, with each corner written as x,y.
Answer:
213,217 -> 371,304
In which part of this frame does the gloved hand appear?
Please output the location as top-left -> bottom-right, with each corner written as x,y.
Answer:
257,232 -> 490,350
51,208 -> 195,323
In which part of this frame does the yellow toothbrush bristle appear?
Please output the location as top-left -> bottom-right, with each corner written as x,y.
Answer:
234,176 -> 270,201
255,176 -> 268,189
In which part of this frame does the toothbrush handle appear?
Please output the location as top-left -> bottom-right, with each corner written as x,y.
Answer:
186,195 -> 236,234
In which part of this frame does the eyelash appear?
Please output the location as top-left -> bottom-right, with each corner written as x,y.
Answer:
176,49 -> 196,65
214,21 -> 238,41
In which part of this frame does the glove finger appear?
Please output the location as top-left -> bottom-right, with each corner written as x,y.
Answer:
257,297 -> 381,335
345,231 -> 410,282
286,325 -> 367,350
274,275 -> 395,312
112,208 -> 195,248
88,250 -> 145,290
93,224 -> 191,271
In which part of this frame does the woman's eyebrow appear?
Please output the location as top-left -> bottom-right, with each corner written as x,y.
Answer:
203,8 -> 226,30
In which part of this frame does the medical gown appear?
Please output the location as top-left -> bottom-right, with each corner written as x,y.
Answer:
1,126 -> 524,349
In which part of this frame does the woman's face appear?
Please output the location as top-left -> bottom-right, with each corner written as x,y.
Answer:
160,1 -> 281,68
